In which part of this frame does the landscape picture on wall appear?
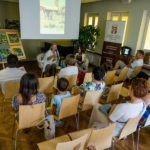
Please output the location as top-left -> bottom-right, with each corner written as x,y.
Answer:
0,48 -> 11,61
0,32 -> 8,45
10,45 -> 25,59
7,31 -> 21,45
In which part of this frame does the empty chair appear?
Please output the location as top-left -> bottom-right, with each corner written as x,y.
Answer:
100,82 -> 123,104
64,74 -> 78,91
112,115 -> 142,150
104,70 -> 116,86
83,72 -> 92,83
113,67 -> 129,83
37,133 -> 88,150
137,115 -> 150,150
12,102 -> 45,150
87,123 -> 116,150
2,81 -> 20,122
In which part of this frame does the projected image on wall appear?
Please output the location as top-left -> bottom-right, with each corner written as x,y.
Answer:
40,0 -> 66,34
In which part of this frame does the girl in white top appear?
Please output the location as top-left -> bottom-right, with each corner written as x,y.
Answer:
59,54 -> 78,78
88,78 -> 149,136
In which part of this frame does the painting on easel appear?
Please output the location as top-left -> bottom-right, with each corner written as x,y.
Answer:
0,32 -> 9,45
10,45 -> 26,59
0,48 -> 11,61
6,31 -> 21,45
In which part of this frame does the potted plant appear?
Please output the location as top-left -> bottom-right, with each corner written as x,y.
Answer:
72,25 -> 100,50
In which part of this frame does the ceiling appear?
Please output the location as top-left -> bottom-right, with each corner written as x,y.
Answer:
81,0 -> 102,3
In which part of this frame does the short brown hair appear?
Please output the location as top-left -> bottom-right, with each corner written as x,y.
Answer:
137,50 -> 144,56
131,78 -> 149,98
57,78 -> 69,92
65,54 -> 76,66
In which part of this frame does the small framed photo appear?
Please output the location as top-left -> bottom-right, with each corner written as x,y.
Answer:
10,45 -> 26,59
0,32 -> 9,46
0,47 -> 11,61
6,31 -> 21,45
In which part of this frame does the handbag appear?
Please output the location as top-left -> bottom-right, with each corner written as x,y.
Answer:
36,109 -> 55,140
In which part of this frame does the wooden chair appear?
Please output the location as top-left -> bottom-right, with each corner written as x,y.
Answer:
64,74 -> 78,91
56,134 -> 88,150
100,82 -> 123,104
81,90 -> 103,111
38,76 -> 54,105
137,115 -> 150,150
111,115 -> 142,150
12,102 -> 45,150
48,94 -> 80,130
2,81 -> 20,123
113,68 -> 129,83
104,70 -> 116,86
119,86 -> 130,102
87,123 -> 116,150
38,76 -> 54,94
37,134 -> 88,150
83,72 -> 92,83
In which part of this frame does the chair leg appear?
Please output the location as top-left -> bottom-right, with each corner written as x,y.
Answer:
75,114 -> 78,130
78,112 -> 80,129
137,128 -> 141,150
14,129 -> 19,150
111,139 -> 114,150
132,132 -> 135,150
12,116 -> 16,139
2,98 -> 5,123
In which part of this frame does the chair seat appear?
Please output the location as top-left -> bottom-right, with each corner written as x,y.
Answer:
120,87 -> 129,97
37,135 -> 70,150
113,75 -> 119,82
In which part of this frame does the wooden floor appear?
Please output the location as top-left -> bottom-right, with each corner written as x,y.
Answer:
0,61 -> 150,150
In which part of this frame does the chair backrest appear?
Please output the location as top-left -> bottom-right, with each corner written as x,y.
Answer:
38,76 -> 54,94
58,94 -> 80,120
64,74 -> 78,91
131,66 -> 142,78
83,73 -> 92,83
68,128 -> 95,148
56,134 -> 88,150
117,68 -> 129,82
19,102 -> 45,129
144,115 -> 150,127
106,82 -> 123,103
87,123 -> 116,150
5,81 -> 20,99
119,115 -> 142,140
84,90 -> 102,105
104,70 -> 116,86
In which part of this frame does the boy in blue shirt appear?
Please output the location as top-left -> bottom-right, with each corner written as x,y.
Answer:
52,78 -> 71,116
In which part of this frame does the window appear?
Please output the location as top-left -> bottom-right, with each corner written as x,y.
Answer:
110,12 -> 129,22
84,13 -> 99,26
142,12 -> 150,50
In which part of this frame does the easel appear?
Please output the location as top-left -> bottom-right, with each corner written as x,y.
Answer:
0,29 -> 26,69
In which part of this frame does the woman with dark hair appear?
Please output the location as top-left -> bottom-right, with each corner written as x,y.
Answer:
12,73 -> 46,110
75,47 -> 89,71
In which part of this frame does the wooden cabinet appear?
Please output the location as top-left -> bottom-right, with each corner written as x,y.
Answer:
115,55 -> 134,65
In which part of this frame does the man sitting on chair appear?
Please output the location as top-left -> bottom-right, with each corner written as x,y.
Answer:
113,50 -> 144,78
0,54 -> 26,94
42,43 -> 60,77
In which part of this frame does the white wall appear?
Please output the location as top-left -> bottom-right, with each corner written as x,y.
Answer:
80,0 -> 150,55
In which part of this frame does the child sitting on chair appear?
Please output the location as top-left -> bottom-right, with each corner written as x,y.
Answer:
51,78 -> 71,116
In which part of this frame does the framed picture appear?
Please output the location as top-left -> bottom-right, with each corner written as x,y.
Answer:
6,31 -> 21,45
0,32 -> 9,46
0,47 -> 11,61
10,45 -> 26,59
